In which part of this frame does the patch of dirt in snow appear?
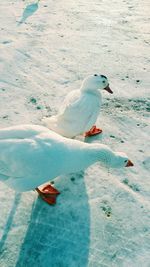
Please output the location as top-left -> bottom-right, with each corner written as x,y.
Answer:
103,97 -> 150,113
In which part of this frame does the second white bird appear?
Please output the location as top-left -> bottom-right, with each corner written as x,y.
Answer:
43,74 -> 113,138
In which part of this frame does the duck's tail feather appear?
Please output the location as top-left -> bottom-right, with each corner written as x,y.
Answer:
42,116 -> 74,138
42,116 -> 59,131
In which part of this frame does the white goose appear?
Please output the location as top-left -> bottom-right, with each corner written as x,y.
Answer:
43,74 -> 113,138
0,125 -> 133,205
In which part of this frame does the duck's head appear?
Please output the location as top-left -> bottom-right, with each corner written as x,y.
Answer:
81,74 -> 113,94
109,152 -> 134,168
92,144 -> 134,169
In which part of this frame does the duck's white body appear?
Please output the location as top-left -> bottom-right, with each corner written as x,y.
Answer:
0,125 -> 130,192
43,90 -> 102,138
0,125 -> 87,191
43,74 -> 112,138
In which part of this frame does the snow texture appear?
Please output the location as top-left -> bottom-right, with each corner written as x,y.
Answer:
0,0 -> 149,266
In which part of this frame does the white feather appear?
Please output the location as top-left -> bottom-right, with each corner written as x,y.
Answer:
0,124 -> 129,192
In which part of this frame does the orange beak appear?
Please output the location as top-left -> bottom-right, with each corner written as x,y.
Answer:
125,160 -> 134,167
104,84 -> 113,94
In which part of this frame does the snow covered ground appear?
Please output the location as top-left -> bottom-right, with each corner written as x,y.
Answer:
0,0 -> 149,266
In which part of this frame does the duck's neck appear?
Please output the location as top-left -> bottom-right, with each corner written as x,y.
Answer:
68,143 -> 113,173
84,145 -> 113,167
81,85 -> 102,96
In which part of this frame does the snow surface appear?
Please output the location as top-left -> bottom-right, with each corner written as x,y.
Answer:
0,0 -> 149,266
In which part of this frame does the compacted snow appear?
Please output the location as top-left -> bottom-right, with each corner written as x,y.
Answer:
0,0 -> 149,266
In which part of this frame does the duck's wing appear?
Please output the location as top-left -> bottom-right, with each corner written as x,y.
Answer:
0,124 -> 49,140
59,91 -> 97,119
0,134 -> 64,191
58,92 -> 100,128
0,137 -> 46,191
0,138 -> 38,178
43,91 -> 83,129
43,91 -> 101,137
58,90 -> 81,116
0,132 -> 58,178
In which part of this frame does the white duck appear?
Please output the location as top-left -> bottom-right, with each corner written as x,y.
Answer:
43,74 -> 113,138
0,125 -> 133,205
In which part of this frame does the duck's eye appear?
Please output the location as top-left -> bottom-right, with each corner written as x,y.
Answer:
124,160 -> 128,163
94,74 -> 98,76
102,80 -> 105,83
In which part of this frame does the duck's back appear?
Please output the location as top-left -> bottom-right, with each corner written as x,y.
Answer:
0,124 -> 49,140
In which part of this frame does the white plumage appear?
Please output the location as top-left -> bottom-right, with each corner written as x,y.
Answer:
43,74 -> 113,138
0,124 -> 132,193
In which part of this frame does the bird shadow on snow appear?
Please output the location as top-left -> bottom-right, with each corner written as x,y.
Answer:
15,172 -> 90,267
0,193 -> 22,253
17,0 -> 40,25
84,132 -> 103,144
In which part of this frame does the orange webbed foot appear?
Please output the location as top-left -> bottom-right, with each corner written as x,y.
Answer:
41,184 -> 60,195
84,126 -> 102,137
36,184 -> 60,205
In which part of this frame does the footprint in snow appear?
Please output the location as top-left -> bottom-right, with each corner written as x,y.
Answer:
100,201 -> 112,218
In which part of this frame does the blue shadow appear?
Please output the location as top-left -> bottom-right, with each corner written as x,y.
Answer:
18,1 -> 40,25
0,193 -> 22,253
15,172 -> 90,267
84,132 -> 103,144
